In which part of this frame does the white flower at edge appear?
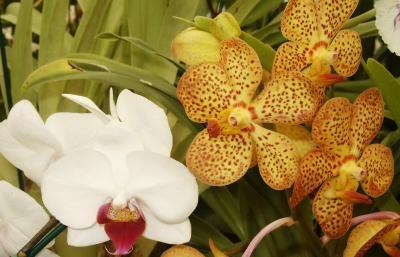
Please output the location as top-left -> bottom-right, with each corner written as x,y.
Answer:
0,101 -> 103,185
0,181 -> 58,257
375,0 -> 400,56
40,90 -> 198,254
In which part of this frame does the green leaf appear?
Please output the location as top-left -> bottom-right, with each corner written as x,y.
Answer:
242,0 -> 282,26
0,155 -> 18,187
191,215 -> 234,248
226,0 -> 260,25
366,58 -> 400,127
374,192 -> 400,213
352,21 -> 378,39
1,2 -> 41,35
10,0 -> 34,102
201,187 -> 248,240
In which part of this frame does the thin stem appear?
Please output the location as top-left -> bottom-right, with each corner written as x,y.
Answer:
17,217 -> 59,257
26,223 -> 67,257
0,19 -> 25,191
242,217 -> 295,257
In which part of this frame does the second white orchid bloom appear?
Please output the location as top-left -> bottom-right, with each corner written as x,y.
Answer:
41,90 -> 198,255
0,181 -> 58,257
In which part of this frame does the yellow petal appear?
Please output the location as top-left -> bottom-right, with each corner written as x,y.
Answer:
344,220 -> 400,257
281,0 -> 318,45
177,63 -> 232,123
251,72 -> 317,125
186,129 -> 253,186
272,42 -> 310,75
313,178 -> 355,239
209,239 -> 229,257
358,144 -> 394,198
328,30 -> 362,77
275,124 -> 316,158
252,124 -> 300,190
312,97 -> 352,155
318,0 -> 359,41
172,28 -> 221,66
290,149 -> 340,208
220,38 -> 263,103
161,245 -> 206,257
210,12 -> 241,40
350,88 -> 385,157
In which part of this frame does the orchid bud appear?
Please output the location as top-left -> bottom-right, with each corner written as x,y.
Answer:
171,27 -> 220,65
210,12 -> 241,40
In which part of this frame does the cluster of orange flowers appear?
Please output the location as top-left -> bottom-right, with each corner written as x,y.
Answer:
170,0 -> 398,256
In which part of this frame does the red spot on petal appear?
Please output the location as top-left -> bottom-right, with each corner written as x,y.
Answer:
318,73 -> 346,87
97,203 -> 146,255
339,191 -> 372,205
207,119 -> 221,138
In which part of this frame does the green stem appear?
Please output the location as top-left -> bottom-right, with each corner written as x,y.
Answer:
381,129 -> 400,147
343,9 -> 376,29
26,223 -> 67,257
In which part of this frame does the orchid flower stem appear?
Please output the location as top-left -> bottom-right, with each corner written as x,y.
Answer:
17,217 -> 60,257
26,223 -> 66,257
0,18 -> 25,191
242,217 -> 295,257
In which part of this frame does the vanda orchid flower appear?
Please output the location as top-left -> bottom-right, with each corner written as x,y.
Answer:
0,89 -> 172,186
161,239 -> 228,257
375,0 -> 400,56
344,215 -> 400,257
175,36 -> 317,190
41,91 -> 198,255
0,181 -> 58,257
274,0 -> 362,105
290,88 -> 394,238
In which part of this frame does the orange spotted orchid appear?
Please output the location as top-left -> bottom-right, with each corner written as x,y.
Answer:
344,212 -> 400,257
174,33 -> 317,189
290,88 -> 394,238
274,0 -> 362,106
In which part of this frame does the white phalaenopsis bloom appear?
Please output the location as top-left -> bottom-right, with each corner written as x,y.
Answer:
375,0 -> 400,56
0,181 -> 58,257
41,90 -> 198,255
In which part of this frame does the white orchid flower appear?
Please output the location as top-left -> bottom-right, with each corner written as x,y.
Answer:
0,180 -> 58,257
0,100 -> 103,185
41,90 -> 198,255
375,0 -> 400,56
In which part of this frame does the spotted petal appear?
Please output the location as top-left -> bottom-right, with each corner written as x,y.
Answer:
290,149 -> 340,208
312,97 -> 352,155
251,72 -> 317,125
328,30 -> 362,77
313,178 -> 354,239
358,144 -> 394,198
318,0 -> 359,41
177,63 -> 232,123
220,38 -> 263,102
344,219 -> 400,257
252,124 -> 299,190
350,88 -> 384,157
161,245 -> 205,257
272,42 -> 310,74
281,0 -> 318,45
186,129 -> 253,186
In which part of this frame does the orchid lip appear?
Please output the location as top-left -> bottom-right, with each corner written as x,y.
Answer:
97,199 -> 146,256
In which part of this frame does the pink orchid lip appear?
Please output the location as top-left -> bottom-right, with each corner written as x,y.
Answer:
97,201 -> 146,256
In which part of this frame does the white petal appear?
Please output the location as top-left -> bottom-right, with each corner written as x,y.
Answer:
91,121 -> 144,187
0,245 -> 8,257
37,249 -> 60,257
0,101 -> 62,185
45,113 -> 104,153
375,0 -> 400,56
0,181 -> 49,255
62,94 -> 110,123
126,151 -> 198,223
141,205 -> 191,244
67,224 -> 108,247
42,150 -> 115,229
116,90 -> 173,156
